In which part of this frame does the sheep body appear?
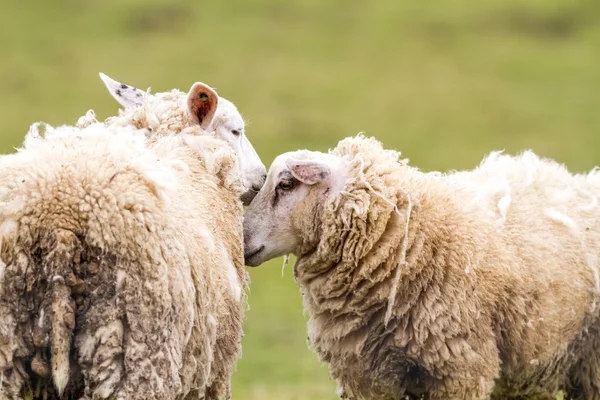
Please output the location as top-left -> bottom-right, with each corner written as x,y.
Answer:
0,121 -> 248,399
245,135 -> 600,399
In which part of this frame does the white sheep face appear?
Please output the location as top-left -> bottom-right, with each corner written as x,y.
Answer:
243,150 -> 345,266
99,73 -> 267,200
205,97 -> 266,193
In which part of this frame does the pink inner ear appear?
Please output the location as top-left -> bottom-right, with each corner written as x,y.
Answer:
289,162 -> 330,185
187,82 -> 218,128
192,92 -> 211,123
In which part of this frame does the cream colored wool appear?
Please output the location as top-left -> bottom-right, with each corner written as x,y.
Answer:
0,121 -> 248,399
246,135 -> 600,399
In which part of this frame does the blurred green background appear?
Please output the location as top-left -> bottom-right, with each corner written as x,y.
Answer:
1,0 -> 599,399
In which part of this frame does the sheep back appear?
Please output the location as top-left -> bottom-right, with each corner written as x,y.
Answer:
0,123 -> 247,400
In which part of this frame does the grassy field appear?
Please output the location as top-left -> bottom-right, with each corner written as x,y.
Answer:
1,0 -> 599,398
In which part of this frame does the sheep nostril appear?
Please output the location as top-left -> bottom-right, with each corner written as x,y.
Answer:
251,184 -> 262,192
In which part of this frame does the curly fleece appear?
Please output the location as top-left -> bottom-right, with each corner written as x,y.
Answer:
292,135 -> 600,399
0,121 -> 248,399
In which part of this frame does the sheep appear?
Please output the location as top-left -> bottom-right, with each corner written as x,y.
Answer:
95,72 -> 267,203
242,134 -> 600,400
0,81 -> 251,399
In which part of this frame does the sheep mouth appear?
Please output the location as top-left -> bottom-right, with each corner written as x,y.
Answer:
240,189 -> 259,207
244,245 -> 264,266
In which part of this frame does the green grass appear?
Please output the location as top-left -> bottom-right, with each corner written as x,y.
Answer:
1,0 -> 599,398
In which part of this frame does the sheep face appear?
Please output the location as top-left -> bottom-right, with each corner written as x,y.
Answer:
243,150 -> 345,266
206,97 -> 267,197
99,73 -> 266,201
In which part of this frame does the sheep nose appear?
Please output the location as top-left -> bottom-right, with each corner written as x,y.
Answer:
251,183 -> 263,192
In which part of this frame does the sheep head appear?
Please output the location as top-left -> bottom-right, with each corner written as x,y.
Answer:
243,150 -> 346,266
99,73 -> 266,203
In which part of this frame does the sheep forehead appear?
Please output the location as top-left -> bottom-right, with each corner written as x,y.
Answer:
266,151 -> 339,190
216,97 -> 237,113
267,153 -> 293,180
273,150 -> 336,172
269,151 -> 312,175
212,98 -> 244,128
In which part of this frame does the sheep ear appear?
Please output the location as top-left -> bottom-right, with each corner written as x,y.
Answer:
286,159 -> 331,185
187,82 -> 219,129
99,72 -> 146,108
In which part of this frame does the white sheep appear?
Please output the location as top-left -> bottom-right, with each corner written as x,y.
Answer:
0,80 -> 253,399
243,135 -> 600,399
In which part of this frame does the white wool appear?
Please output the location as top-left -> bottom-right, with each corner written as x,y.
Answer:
479,150 -> 505,166
477,150 -> 540,188
464,256 -> 472,274
198,227 -> 216,254
221,247 -> 242,303
544,208 -> 600,297
23,121 -> 48,147
497,188 -> 512,222
75,109 -> 98,129
544,208 -> 580,237
128,157 -> 176,206
20,122 -> 182,211
519,150 -> 540,186
226,263 -> 242,303
116,270 -> 127,291
207,314 -> 217,328
76,333 -> 95,362
577,188 -> 598,211
38,309 -> 44,328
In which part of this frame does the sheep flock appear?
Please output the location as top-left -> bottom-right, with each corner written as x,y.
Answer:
1,73 -> 600,400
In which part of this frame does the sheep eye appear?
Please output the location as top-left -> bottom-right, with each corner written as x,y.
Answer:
278,180 -> 295,191
231,129 -> 241,136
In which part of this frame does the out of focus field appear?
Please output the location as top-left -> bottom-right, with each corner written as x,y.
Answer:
1,1 -> 599,399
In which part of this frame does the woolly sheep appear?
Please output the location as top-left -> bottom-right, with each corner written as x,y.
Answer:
96,72 -> 267,203
243,135 -> 600,399
0,82 -> 249,399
